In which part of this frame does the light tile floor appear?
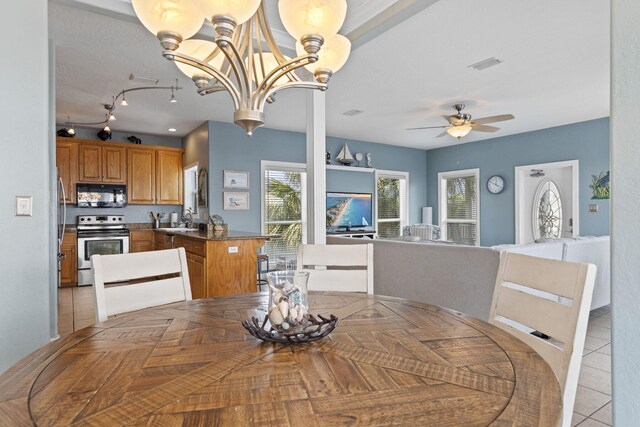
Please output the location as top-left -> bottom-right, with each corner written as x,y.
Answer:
572,305 -> 612,426
58,287 -> 613,425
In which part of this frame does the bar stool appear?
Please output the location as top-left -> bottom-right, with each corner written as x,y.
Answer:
257,253 -> 269,291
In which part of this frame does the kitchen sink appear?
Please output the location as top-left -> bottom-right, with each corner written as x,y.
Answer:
159,227 -> 199,232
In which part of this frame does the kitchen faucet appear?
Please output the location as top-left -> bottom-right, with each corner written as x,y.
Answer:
181,208 -> 194,228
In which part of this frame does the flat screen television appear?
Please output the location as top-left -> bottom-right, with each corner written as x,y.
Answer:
326,192 -> 373,229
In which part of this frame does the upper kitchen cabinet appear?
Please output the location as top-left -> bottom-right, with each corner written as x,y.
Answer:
128,147 -> 156,204
128,146 -> 183,205
78,143 -> 126,183
56,139 -> 78,204
156,149 -> 183,205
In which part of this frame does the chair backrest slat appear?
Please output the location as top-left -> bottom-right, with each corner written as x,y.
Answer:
297,244 -> 373,294
489,252 -> 596,427
92,248 -> 192,322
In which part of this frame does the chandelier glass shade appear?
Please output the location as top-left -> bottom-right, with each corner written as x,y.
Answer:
446,125 -> 472,139
131,0 -> 351,136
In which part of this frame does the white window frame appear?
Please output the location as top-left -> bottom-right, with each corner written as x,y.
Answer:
261,160 -> 308,251
375,169 -> 409,237
438,168 -> 480,246
183,162 -> 200,218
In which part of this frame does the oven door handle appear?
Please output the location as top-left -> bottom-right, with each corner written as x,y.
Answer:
77,232 -> 130,238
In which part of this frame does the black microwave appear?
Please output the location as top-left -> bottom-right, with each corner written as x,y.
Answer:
76,184 -> 127,208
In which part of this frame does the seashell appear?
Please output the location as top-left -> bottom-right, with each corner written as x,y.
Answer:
281,321 -> 290,330
289,307 -> 298,321
278,301 -> 289,319
297,305 -> 307,322
273,291 -> 284,303
268,307 -> 284,326
288,298 -> 295,309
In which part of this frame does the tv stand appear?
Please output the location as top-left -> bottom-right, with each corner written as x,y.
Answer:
327,230 -> 377,239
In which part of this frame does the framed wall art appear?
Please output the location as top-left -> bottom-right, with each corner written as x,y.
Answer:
224,170 -> 249,189
223,192 -> 249,210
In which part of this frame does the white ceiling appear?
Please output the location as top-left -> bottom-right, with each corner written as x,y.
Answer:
50,0 -> 610,150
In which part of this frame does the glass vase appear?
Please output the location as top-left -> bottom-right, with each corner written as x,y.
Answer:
266,270 -> 310,334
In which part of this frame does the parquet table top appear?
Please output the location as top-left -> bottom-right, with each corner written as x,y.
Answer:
0,292 -> 561,426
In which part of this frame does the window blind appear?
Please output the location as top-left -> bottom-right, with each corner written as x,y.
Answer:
440,174 -> 478,245
377,176 -> 404,238
263,167 -> 307,263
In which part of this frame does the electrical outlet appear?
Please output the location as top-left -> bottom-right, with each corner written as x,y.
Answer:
589,204 -> 599,213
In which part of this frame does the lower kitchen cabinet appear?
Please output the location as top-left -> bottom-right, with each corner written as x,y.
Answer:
60,232 -> 77,286
130,230 -> 154,253
186,253 -> 207,300
158,232 -> 266,299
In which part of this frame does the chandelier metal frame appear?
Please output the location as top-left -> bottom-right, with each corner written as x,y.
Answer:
157,3 -> 330,136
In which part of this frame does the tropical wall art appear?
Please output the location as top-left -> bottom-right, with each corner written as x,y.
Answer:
589,171 -> 610,199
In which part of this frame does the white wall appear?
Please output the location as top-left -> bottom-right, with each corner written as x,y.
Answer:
611,0 -> 640,423
0,0 -> 51,372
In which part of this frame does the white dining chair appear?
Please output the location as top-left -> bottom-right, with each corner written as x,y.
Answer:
91,247 -> 192,322
489,252 -> 596,427
297,243 -> 373,294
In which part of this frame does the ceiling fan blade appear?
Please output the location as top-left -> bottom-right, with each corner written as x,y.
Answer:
406,125 -> 449,131
470,124 -> 500,132
443,115 -> 456,124
436,130 -> 449,138
471,114 -> 515,125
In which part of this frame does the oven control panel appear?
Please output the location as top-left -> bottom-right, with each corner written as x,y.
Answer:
77,215 -> 125,225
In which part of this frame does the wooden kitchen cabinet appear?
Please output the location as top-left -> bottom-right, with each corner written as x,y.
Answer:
168,233 -> 265,299
128,147 -> 183,205
186,252 -> 207,300
56,140 -> 78,204
130,230 -> 154,253
59,232 -> 77,287
156,149 -> 183,205
128,147 -> 156,204
78,144 -> 126,183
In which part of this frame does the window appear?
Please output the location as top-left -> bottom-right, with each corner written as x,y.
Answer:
183,163 -> 198,217
376,170 -> 409,238
261,161 -> 307,262
438,168 -> 480,246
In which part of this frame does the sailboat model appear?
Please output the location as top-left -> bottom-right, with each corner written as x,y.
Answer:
336,143 -> 355,165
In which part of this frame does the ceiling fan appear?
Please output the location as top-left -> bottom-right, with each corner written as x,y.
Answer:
407,104 -> 515,139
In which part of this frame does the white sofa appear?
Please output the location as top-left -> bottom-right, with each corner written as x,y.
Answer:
492,236 -> 610,309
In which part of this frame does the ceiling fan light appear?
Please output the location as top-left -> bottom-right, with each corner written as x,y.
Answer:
447,125 -> 472,139
131,0 -> 204,40
174,39 -> 223,78
196,0 -> 260,25
279,0 -> 347,40
296,33 -> 351,74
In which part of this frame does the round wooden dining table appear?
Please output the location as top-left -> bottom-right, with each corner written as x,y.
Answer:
0,292 -> 561,426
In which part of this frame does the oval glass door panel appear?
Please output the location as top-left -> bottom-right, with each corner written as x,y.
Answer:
532,180 -> 563,240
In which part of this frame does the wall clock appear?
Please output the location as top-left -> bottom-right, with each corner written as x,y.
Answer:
487,175 -> 505,194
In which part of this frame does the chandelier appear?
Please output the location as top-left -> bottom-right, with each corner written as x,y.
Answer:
132,0 -> 351,136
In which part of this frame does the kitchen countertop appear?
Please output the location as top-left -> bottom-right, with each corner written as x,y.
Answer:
153,228 -> 269,241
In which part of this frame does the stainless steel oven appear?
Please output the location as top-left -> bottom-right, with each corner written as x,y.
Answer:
77,215 -> 129,286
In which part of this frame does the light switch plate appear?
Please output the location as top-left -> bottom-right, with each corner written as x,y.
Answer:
16,196 -> 33,216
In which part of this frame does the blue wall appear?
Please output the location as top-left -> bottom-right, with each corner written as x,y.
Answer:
208,121 -> 428,232
426,118 -> 610,246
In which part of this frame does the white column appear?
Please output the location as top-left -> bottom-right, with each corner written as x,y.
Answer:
306,91 -> 327,245
611,0 -> 640,424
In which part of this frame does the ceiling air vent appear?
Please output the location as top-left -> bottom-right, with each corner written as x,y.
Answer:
342,109 -> 364,116
468,57 -> 502,71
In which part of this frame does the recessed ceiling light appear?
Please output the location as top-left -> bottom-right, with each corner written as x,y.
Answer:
168,128 -> 177,132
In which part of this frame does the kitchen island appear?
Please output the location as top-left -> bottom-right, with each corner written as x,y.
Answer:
154,228 -> 268,299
